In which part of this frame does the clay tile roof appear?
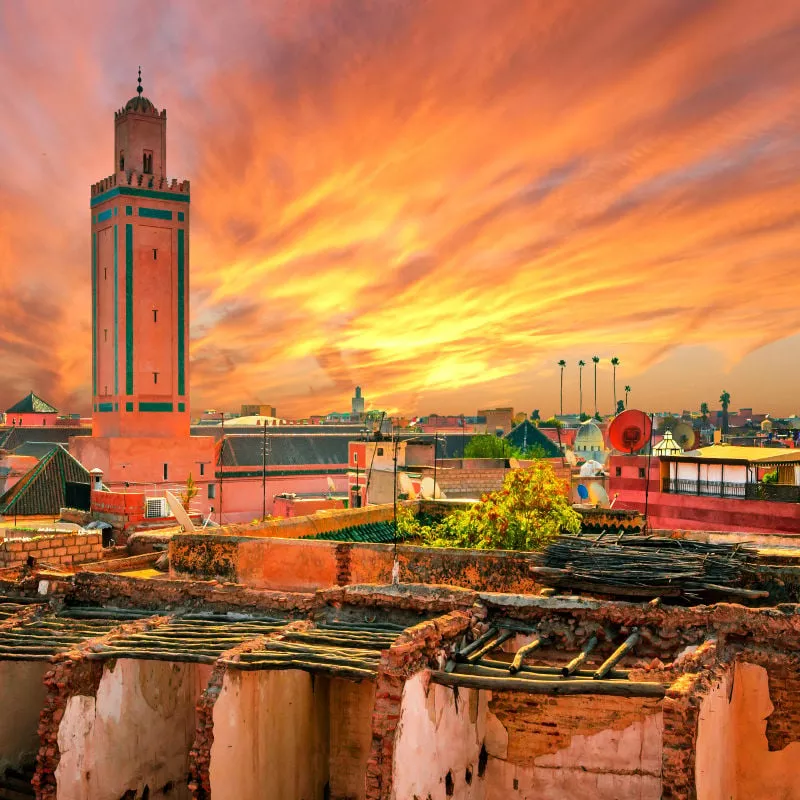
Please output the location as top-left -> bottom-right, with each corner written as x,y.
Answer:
6,392 -> 57,414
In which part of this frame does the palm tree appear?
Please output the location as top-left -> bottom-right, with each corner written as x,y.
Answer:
578,360 -> 586,417
700,402 -> 709,422
719,391 -> 731,435
625,385 -> 631,408
610,357 -> 620,413
557,360 -> 567,416
592,356 -> 600,416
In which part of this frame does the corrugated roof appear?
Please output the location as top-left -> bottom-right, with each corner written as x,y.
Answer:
221,434 -> 351,467
0,426 -> 90,453
503,420 -> 562,458
302,520 -> 403,543
0,446 -> 91,515
12,442 -> 61,460
6,392 -> 58,414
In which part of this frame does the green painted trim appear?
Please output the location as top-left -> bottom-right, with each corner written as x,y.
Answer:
178,403 -> 186,412
91,186 -> 190,208
113,224 -> 118,395
97,209 -> 113,223
126,205 -> 133,216
139,207 -> 173,220
98,402 -> 114,412
177,211 -> 185,222
91,232 -> 97,396
139,402 -> 174,412
216,468 -> 349,479
125,402 -> 134,412
125,224 -> 133,394
177,229 -> 185,396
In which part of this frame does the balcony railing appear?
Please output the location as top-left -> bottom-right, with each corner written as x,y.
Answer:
662,478 -> 800,503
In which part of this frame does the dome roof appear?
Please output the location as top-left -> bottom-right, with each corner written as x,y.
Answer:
124,95 -> 155,113
574,420 -> 605,449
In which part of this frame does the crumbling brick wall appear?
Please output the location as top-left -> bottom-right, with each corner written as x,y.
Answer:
0,532 -> 102,570
365,609 -> 471,800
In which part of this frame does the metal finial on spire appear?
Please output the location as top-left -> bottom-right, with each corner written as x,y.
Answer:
137,66 -> 143,96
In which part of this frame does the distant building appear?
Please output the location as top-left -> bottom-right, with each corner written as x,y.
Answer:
574,420 -> 608,464
5,392 -> 59,428
241,404 -> 277,418
478,407 -> 514,436
349,387 -> 365,420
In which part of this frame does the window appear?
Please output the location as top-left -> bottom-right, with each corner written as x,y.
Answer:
153,309 -> 158,322
153,372 -> 159,385
208,484 -> 216,499
104,268 -> 107,280
615,467 -> 621,477
42,418 -> 47,426
200,463 -> 205,477
152,248 -> 158,260
104,329 -> 108,342
143,150 -> 153,174
377,447 -> 384,456
119,151 -> 125,171
163,463 -> 169,481
638,467 -> 646,479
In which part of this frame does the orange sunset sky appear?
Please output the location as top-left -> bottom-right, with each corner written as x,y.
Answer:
0,1 -> 798,418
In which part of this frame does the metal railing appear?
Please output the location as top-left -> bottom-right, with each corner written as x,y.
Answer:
661,478 -> 746,499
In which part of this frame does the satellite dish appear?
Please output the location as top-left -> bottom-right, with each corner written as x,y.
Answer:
576,484 -> 589,501
579,460 -> 603,477
608,410 -> 652,453
672,421 -> 697,451
326,476 -> 337,494
509,457 -> 521,469
165,490 -> 195,533
420,476 -> 445,499
399,472 -> 417,500
588,482 -> 610,507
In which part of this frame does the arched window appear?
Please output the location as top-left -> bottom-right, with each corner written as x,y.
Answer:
143,150 -> 153,174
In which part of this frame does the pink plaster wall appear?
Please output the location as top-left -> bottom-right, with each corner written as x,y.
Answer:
696,662 -> 800,799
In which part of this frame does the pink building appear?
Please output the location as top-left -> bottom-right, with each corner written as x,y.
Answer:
72,73 -> 213,509
4,392 -> 59,428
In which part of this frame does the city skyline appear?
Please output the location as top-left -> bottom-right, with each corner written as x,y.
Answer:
1,1 -> 799,417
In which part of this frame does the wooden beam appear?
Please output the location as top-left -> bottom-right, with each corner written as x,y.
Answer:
561,635 -> 598,676
431,670 -> 667,698
509,637 -> 544,674
456,627 -> 498,661
593,630 -> 639,679
466,631 -> 514,663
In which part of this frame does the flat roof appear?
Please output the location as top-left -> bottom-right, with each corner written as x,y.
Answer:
663,444 -> 800,465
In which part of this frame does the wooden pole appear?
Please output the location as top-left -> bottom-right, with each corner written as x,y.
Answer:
593,630 -> 639,679
466,630 -> 514,663
509,637 -> 544,674
561,635 -> 598,676
456,627 -> 498,661
431,670 -> 667,698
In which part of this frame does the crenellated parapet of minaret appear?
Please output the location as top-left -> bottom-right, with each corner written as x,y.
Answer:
91,170 -> 190,198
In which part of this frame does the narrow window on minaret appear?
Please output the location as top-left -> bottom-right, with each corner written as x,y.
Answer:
153,309 -> 158,322
104,268 -> 107,280
163,464 -> 169,481
153,249 -> 158,260
143,150 -> 153,174
153,372 -> 159,385
119,151 -> 125,171
104,329 -> 108,342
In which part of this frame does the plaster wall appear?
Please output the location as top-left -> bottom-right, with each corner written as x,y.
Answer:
0,661 -> 48,773
392,673 -> 663,800
209,670 -> 330,799
696,662 -> 800,800
55,659 -> 211,800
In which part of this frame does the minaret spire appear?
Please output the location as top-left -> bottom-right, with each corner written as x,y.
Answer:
137,66 -> 143,96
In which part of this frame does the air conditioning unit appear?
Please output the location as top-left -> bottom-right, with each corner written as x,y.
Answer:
145,497 -> 170,518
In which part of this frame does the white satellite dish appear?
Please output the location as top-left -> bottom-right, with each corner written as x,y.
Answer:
326,476 -> 337,495
420,477 -> 435,499
399,472 -> 417,500
579,460 -> 603,477
508,457 -> 521,469
165,490 -> 195,532
588,482 -> 610,508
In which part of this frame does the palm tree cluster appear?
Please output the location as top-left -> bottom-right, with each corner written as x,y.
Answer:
555,357 -> 629,418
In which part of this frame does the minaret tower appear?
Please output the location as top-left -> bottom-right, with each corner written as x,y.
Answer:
89,69 -> 190,438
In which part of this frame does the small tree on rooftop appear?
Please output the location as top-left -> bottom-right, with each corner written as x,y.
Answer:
180,473 -> 198,511
464,435 -> 517,459
421,462 -> 581,551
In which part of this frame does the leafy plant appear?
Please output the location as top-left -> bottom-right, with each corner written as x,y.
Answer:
180,473 -> 198,510
762,469 -> 778,484
464,435 -> 518,459
418,462 -> 581,552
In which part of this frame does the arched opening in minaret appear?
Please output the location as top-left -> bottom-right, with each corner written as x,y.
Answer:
143,150 -> 153,174
119,150 -> 125,171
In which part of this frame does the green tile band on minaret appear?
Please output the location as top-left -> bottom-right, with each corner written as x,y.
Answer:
125,223 -> 133,395
178,228 -> 185,396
